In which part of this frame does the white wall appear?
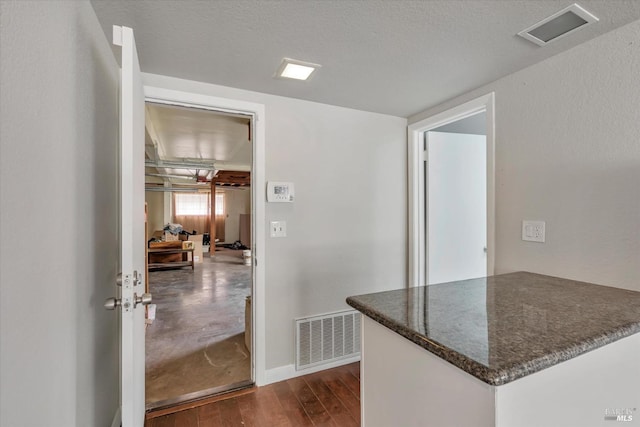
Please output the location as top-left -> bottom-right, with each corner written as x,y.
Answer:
410,20 -> 640,291
221,188 -> 250,244
145,190 -> 165,235
143,73 -> 407,370
434,111 -> 486,135
0,1 -> 120,426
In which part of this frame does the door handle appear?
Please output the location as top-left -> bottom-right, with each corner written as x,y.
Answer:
104,293 -> 151,310
104,297 -> 121,310
134,292 -> 152,308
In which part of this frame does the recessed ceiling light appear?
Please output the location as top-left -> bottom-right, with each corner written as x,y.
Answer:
518,3 -> 599,46
276,58 -> 321,81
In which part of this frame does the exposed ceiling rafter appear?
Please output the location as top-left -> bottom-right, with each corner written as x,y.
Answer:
145,172 -> 197,180
145,159 -> 250,172
213,170 -> 251,187
145,186 -> 209,192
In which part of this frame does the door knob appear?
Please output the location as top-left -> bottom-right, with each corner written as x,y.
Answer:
104,297 -> 122,310
134,293 -> 152,308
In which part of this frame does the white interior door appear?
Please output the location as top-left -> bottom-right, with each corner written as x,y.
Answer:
427,131 -> 487,285
114,25 -> 147,426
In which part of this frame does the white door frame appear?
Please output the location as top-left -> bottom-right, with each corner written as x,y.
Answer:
143,85 -> 267,386
407,93 -> 495,287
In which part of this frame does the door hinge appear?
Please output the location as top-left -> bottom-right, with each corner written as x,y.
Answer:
422,150 -> 428,162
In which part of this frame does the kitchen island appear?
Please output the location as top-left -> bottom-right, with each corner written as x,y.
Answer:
347,272 -> 640,427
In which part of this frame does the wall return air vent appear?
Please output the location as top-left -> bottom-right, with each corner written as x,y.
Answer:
296,310 -> 361,371
518,3 -> 599,46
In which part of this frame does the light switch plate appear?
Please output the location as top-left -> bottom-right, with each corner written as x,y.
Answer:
522,220 -> 545,243
270,221 -> 287,237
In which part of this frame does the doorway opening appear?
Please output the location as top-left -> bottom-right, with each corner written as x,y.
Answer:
143,101 -> 254,410
408,93 -> 495,287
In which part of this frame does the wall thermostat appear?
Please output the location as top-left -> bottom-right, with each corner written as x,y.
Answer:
267,181 -> 294,202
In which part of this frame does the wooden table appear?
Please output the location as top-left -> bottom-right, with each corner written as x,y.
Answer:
147,248 -> 194,271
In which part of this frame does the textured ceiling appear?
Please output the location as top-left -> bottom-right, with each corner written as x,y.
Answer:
91,0 -> 640,117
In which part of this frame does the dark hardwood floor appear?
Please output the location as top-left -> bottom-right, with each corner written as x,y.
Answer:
146,362 -> 361,427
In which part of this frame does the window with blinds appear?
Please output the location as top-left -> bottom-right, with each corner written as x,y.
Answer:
215,193 -> 224,216
174,193 -> 210,216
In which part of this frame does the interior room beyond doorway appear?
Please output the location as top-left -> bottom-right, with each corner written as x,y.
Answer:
427,112 -> 487,285
144,101 -> 254,409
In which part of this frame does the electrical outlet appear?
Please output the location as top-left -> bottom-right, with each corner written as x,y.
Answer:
270,221 -> 287,237
522,220 -> 545,243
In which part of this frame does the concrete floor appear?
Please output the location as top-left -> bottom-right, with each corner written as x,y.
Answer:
145,248 -> 252,407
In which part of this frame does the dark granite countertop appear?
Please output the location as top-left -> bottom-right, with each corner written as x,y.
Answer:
346,272 -> 640,386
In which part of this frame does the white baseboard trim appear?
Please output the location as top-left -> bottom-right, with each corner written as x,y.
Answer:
264,355 -> 360,385
110,407 -> 121,427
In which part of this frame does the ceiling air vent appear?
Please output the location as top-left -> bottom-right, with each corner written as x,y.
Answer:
518,3 -> 599,46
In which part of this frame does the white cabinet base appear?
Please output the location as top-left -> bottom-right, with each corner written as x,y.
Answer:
361,316 -> 640,427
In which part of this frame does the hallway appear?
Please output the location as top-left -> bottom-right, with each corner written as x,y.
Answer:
146,248 -> 252,407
